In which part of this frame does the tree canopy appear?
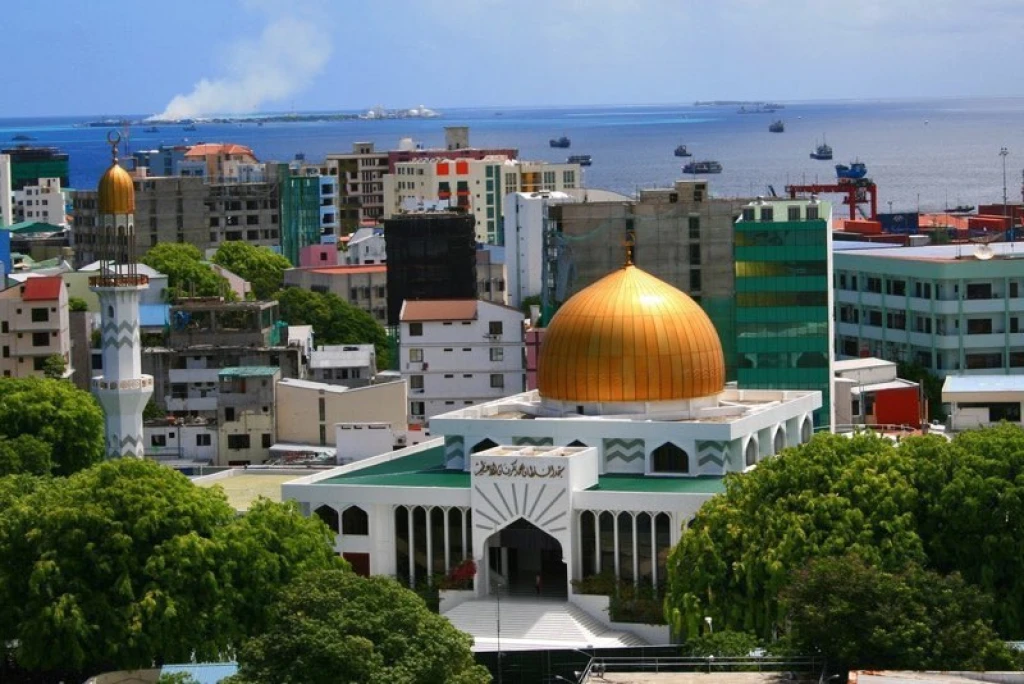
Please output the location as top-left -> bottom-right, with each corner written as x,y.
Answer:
212,241 -> 292,301
0,459 -> 343,679
142,243 -> 233,302
225,569 -> 489,684
665,425 -> 1024,655
0,377 -> 104,475
277,287 -> 390,368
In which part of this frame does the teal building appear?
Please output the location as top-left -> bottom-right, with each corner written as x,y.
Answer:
278,164 -> 322,266
733,199 -> 834,427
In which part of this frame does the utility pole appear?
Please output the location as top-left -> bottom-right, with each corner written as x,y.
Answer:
1000,147 -> 1010,239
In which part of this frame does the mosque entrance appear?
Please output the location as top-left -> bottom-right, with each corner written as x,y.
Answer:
487,519 -> 567,598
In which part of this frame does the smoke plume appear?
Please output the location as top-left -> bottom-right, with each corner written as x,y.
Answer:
153,7 -> 331,120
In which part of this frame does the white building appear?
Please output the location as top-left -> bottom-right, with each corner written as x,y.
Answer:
942,375 -> 1024,430
834,242 -> 1024,377
384,156 -> 582,245
0,154 -> 12,227
14,177 -> 68,228
309,344 -> 377,388
343,225 -> 387,265
284,262 -> 820,645
505,191 -> 575,309
399,299 -> 525,424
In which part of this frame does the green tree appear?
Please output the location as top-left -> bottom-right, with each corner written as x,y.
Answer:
0,461 -> 341,679
782,554 -> 1018,674
682,630 -> 761,658
0,377 -> 104,476
277,287 -> 390,368
664,432 -> 928,640
41,353 -> 66,379
0,434 -> 53,476
226,569 -> 490,684
68,296 -> 89,312
142,243 -> 233,302
143,398 -> 166,422
212,241 -> 292,301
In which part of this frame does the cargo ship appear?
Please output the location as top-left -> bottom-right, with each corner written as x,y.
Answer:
769,120 -> 784,133
567,154 -> 592,166
549,136 -> 571,148
683,160 -> 722,174
674,144 -> 692,157
810,137 -> 833,160
836,161 -> 867,180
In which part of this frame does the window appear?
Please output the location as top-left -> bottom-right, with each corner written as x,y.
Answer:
742,208 -> 755,221
2,346 -> 8,359
408,348 -> 423,362
488,321 -> 503,335
652,442 -> 689,473
318,397 -> 326,421
319,425 -> 326,445
410,375 -> 424,389
866,277 -> 882,294
760,207 -> 773,222
490,374 -> 504,389
1013,317 -> 1020,334
688,243 -> 701,266
967,283 -> 993,300
151,434 -> 167,447
886,279 -> 906,296
227,434 -> 251,450
788,205 -> 801,221
490,348 -> 504,362
32,332 -> 49,347
342,506 -> 369,535
689,269 -> 702,292
806,205 -> 820,220
224,407 -> 236,422
410,401 -> 424,416
967,318 -> 993,335
688,216 -> 700,239
196,433 -> 211,447
1,321 -> 7,333
31,308 -> 48,323
966,353 -> 1002,369
1012,282 -> 1020,299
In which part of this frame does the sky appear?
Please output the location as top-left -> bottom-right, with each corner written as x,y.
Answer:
4,0 -> 1024,118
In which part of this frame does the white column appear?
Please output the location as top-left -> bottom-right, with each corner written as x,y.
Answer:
613,512 -> 621,581
573,511 -> 582,581
443,507 -> 451,573
631,512 -> 639,586
594,511 -> 601,574
426,507 -> 434,583
650,514 -> 658,589
407,506 -> 415,587
461,507 -> 469,561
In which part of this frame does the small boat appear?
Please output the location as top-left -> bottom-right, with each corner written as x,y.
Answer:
10,134 -> 34,141
683,160 -> 722,174
143,126 -> 159,133
549,136 -> 571,148
836,161 -> 867,180
674,145 -> 692,157
769,120 -> 784,133
183,124 -> 197,132
567,154 -> 592,166
810,137 -> 833,160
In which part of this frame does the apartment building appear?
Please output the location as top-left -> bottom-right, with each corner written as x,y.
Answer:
834,242 -> 1024,377
398,299 -> 525,423
0,276 -> 72,379
309,344 -> 377,387
325,142 -> 389,229
217,366 -> 279,466
13,177 -> 69,227
283,264 -> 389,324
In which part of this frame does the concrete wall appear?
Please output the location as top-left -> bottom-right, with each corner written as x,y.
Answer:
276,379 -> 408,446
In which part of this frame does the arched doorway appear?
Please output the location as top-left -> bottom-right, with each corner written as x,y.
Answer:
487,519 -> 567,598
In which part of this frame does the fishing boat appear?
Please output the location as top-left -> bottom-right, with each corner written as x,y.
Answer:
183,124 -> 197,132
549,136 -> 571,148
836,161 -> 867,180
567,154 -> 592,166
769,120 -> 784,133
674,144 -> 692,157
810,137 -> 833,160
683,160 -> 722,174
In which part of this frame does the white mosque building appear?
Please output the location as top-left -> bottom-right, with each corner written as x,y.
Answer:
284,259 -> 820,639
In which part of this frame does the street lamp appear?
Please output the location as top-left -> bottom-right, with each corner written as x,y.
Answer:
704,616 -> 714,634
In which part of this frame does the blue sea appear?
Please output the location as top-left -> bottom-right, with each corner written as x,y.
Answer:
2,97 -> 1023,213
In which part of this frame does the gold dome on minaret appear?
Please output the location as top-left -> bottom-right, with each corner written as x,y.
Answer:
97,133 -> 135,214
537,263 -> 725,403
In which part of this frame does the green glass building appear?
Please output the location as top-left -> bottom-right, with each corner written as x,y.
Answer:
278,164 -> 322,266
733,199 -> 834,427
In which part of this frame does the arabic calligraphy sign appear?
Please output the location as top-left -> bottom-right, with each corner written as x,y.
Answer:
473,459 -> 566,479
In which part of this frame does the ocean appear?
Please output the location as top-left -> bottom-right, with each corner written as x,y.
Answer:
2,97 -> 1023,213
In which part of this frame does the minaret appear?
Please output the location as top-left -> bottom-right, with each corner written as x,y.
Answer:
90,132 -> 153,458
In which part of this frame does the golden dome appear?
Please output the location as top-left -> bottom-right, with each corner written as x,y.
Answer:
97,161 -> 135,214
537,265 -> 725,403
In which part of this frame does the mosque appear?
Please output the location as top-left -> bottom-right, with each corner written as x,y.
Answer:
284,255 -> 821,602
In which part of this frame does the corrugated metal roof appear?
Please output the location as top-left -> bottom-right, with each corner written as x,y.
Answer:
218,366 -> 280,378
943,374 -> 1024,394
400,299 -> 478,322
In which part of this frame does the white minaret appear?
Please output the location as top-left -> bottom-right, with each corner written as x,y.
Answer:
90,132 -> 153,458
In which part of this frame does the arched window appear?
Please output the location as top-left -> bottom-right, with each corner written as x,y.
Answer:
107,305 -> 114,318
651,442 -> 689,473
745,439 -> 758,467
801,418 -> 813,443
471,438 -> 498,453
314,504 -> 339,534
774,428 -> 785,454
341,506 -> 368,535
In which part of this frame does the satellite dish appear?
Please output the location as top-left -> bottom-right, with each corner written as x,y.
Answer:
975,244 -> 994,261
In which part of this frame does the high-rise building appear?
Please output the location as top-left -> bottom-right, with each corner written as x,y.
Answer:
733,198 -> 834,427
383,212 -> 478,326
89,137 -> 154,458
278,164 -> 322,265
